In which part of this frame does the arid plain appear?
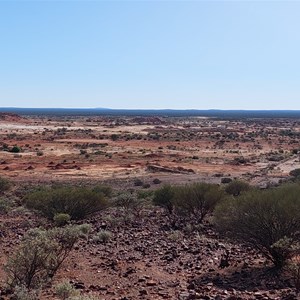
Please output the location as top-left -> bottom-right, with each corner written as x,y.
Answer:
1,112 -> 300,300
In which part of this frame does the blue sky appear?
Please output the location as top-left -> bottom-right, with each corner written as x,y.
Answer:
0,1 -> 300,109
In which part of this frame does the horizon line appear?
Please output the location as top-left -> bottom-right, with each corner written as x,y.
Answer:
1,107 -> 300,111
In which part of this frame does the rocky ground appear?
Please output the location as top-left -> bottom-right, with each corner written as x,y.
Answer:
0,204 -> 298,300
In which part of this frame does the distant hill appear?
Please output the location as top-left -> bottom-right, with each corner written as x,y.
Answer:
1,107 -> 300,118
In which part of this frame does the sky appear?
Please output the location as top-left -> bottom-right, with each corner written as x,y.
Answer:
0,1 -> 300,110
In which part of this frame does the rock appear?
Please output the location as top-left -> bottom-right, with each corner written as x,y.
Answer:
146,280 -> 157,286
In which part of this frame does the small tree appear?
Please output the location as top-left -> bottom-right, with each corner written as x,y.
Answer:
215,184 -> 300,268
173,183 -> 224,222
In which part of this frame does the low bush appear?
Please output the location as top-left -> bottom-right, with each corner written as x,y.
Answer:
10,146 -> 21,153
142,183 -> 151,189
153,178 -> 161,184
221,177 -> 232,184
134,178 -> 143,186
24,187 -> 108,220
53,213 -> 71,227
0,198 -> 12,214
224,179 -> 251,196
215,184 -> 300,268
114,192 -> 147,217
5,225 -> 81,289
55,280 -> 78,300
92,230 -> 112,244
0,176 -> 11,194
12,285 -> 40,300
92,185 -> 113,198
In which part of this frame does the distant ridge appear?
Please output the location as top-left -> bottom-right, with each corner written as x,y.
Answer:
0,107 -> 300,118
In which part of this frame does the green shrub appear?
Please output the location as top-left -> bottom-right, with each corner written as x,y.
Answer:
137,189 -> 153,200
224,179 -> 251,196
0,176 -> 11,193
0,198 -> 12,214
92,185 -> 113,198
215,184 -> 300,268
5,226 -> 81,288
92,230 -> 112,244
55,280 -> 78,300
77,223 -> 92,235
153,185 -> 175,214
10,146 -> 21,153
173,183 -> 224,222
24,187 -> 108,220
53,213 -> 71,227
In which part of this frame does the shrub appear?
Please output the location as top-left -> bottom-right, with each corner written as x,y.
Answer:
173,183 -> 224,222
5,226 -> 80,288
92,230 -> 112,244
215,184 -> 300,268
167,230 -> 182,241
153,185 -> 175,214
24,187 -> 108,220
290,168 -> 300,178
114,192 -> 147,217
36,151 -> 44,156
0,198 -> 11,214
12,285 -> 40,300
221,177 -> 232,184
137,189 -> 153,200
111,134 -> 119,141
142,183 -> 151,189
55,280 -> 78,300
153,178 -> 161,184
0,176 -> 11,193
77,223 -> 92,236
224,180 -> 251,196
53,213 -> 71,227
92,185 -> 112,198
134,178 -> 143,186
10,146 -> 21,153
